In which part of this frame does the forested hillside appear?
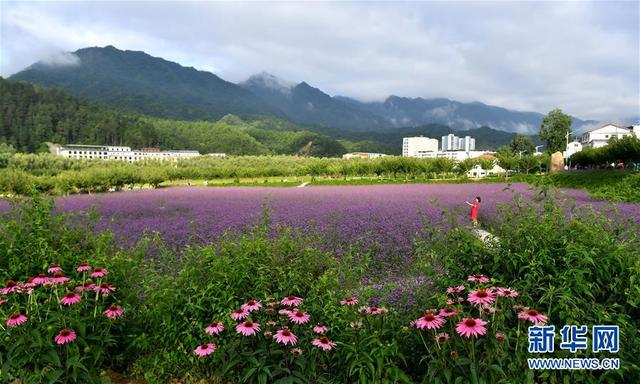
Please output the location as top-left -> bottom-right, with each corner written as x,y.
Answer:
0,78 -> 346,156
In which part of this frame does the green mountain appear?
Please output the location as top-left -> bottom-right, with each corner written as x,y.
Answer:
9,46 -> 284,121
0,78 -> 345,156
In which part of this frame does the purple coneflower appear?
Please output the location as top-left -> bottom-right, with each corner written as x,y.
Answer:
313,324 -> 328,334
468,289 -> 495,305
48,264 -> 63,274
289,310 -> 311,324
231,309 -> 249,321
274,327 -> 298,345
7,313 -> 27,327
103,304 -> 125,319
312,336 -> 335,350
194,343 -> 216,357
205,321 -> 224,335
90,267 -> 108,278
467,274 -> 490,283
76,263 -> 92,272
281,295 -> 303,307
415,313 -> 445,330
55,329 -> 77,345
518,309 -> 548,324
241,299 -> 262,312
94,282 -> 115,294
456,318 -> 487,338
236,320 -> 260,336
60,292 -> 82,306
340,296 -> 358,306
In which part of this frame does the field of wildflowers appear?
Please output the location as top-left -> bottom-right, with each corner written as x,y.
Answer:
1,183 -> 639,383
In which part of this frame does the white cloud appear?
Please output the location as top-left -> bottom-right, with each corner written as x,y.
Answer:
0,1 -> 638,121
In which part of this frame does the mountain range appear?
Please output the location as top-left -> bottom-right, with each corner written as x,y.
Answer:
9,46 -> 598,137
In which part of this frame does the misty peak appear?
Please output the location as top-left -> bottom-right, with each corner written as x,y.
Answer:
243,72 -> 294,94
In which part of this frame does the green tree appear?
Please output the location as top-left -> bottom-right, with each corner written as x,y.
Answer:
510,134 -> 535,154
539,108 -> 572,153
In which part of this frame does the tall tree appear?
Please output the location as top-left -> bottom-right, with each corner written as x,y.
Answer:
510,134 -> 535,154
539,108 -> 572,153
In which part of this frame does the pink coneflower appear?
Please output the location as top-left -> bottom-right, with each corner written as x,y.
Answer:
281,295 -> 303,307
231,309 -> 249,321
313,324 -> 328,334
496,287 -> 519,298
439,307 -> 458,317
289,310 -> 311,324
415,313 -> 446,330
278,308 -> 292,316
0,298 -> 7,305
495,332 -> 507,342
103,305 -> 125,319
366,306 -> 386,315
241,300 -> 262,312
481,304 -> 496,314
76,263 -> 92,272
291,348 -> 303,356
468,289 -> 495,305
48,264 -> 63,274
90,267 -> 109,278
24,277 -> 36,288
340,296 -> 358,306
60,292 -> 82,306
75,282 -> 96,292
456,318 -> 488,338
93,282 -> 115,295
7,313 -> 27,327
0,280 -> 19,295
435,332 -> 450,343
55,329 -> 77,345
205,321 -> 224,335
312,336 -> 335,351
446,285 -> 465,294
50,272 -> 70,284
518,309 -> 548,324
274,327 -> 298,345
193,343 -> 216,357
33,274 -> 50,285
236,320 -> 260,336
467,274 -> 490,283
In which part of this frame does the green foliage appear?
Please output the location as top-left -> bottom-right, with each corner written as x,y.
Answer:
510,134 -> 535,155
416,190 -> 640,382
0,78 -> 345,157
570,136 -> 640,168
539,108 -> 572,153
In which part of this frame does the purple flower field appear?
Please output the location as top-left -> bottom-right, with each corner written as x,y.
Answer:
2,182 -> 635,260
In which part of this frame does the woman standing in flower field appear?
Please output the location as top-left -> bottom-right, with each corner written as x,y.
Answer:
465,196 -> 481,226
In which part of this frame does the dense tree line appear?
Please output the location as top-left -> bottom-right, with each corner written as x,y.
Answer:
0,153 -> 473,195
0,78 -> 346,157
570,136 -> 640,168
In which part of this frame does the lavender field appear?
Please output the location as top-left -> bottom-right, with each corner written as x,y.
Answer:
6,183 -> 636,264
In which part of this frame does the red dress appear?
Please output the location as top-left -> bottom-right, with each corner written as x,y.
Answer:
470,202 -> 479,220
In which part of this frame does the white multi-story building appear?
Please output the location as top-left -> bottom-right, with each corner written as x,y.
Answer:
402,137 -> 439,157
441,134 -> 476,152
55,144 -> 200,162
580,124 -> 633,148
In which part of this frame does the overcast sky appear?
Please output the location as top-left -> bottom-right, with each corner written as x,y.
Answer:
1,1 -> 638,121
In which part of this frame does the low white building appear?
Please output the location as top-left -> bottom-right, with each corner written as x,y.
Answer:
403,137 -> 439,157
563,141 -> 583,159
580,124 -> 633,148
467,163 -> 506,178
55,144 -> 200,162
342,152 -> 387,159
